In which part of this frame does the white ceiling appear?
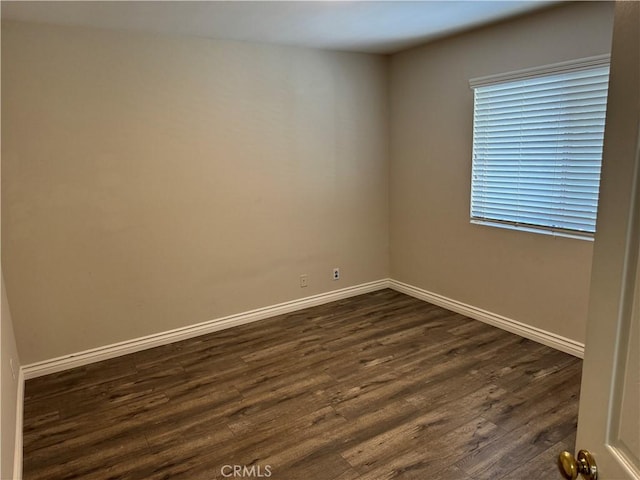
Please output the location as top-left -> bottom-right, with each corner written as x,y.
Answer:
1,1 -> 559,55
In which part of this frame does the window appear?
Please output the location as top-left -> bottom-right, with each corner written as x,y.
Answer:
469,56 -> 610,239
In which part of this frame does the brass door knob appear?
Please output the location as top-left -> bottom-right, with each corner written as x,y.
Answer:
558,450 -> 598,480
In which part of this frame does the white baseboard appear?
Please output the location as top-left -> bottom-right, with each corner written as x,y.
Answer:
22,277 -> 584,381
388,279 -> 585,358
22,279 -> 391,380
13,368 -> 24,480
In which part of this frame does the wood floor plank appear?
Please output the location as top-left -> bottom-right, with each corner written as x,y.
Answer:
351,417 -> 501,480
454,391 -> 579,478
22,289 -> 581,480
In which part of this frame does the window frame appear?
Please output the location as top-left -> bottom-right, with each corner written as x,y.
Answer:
468,55 -> 611,241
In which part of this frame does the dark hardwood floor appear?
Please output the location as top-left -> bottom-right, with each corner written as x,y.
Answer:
22,289 -> 581,480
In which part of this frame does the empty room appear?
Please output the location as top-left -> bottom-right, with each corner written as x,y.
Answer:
1,1 -> 639,479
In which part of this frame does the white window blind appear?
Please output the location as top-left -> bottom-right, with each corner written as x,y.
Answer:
470,58 -> 610,238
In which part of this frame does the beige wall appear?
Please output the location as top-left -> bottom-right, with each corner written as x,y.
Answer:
1,22 -> 390,364
389,2 -> 615,344
1,273 -> 21,480
2,2 -> 617,366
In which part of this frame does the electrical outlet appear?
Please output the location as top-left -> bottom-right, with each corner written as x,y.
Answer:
333,267 -> 340,280
300,274 -> 308,288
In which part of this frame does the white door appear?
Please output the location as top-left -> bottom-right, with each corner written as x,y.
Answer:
567,2 -> 640,479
